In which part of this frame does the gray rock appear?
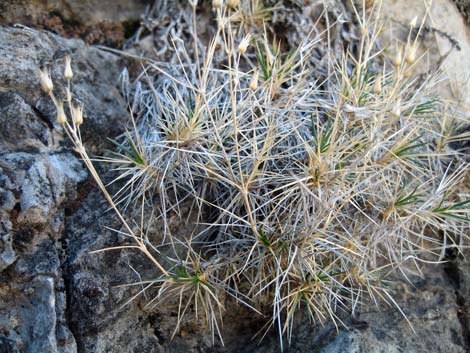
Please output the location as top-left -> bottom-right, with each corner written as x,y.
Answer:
0,274 -> 77,353
2,152 -> 87,226
0,223 -> 16,272
0,167 -> 17,272
0,92 -> 52,153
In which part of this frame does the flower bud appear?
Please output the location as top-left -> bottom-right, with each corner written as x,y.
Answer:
249,69 -> 259,90
373,74 -> 382,95
238,34 -> 252,54
212,0 -> 222,9
38,68 -> 54,93
227,0 -> 239,9
56,101 -> 67,125
64,55 -> 73,80
409,16 -> 418,28
72,105 -> 84,126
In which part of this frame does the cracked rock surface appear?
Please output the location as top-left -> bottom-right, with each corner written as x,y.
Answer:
0,3 -> 469,353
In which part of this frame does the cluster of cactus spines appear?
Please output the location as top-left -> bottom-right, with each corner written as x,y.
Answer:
40,0 -> 469,348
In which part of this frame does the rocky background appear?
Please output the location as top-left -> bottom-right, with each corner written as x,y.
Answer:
0,1 -> 469,352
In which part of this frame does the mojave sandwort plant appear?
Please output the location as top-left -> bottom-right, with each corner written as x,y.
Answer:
38,0 -> 469,348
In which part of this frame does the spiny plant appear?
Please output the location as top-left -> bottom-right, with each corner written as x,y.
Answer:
39,0 -> 469,349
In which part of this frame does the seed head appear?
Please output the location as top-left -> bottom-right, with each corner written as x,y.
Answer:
249,69 -> 259,90
212,0 -> 223,9
56,101 -> 67,125
38,68 -> 54,93
405,44 -> 418,64
409,16 -> 418,28
238,34 -> 252,54
72,105 -> 84,126
64,55 -> 73,80
393,47 -> 403,68
227,0 -> 239,9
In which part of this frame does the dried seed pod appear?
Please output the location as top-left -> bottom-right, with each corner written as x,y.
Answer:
38,68 -> 54,93
56,101 -> 67,125
64,55 -> 73,80
212,0 -> 223,9
393,47 -> 403,67
405,44 -> 418,64
72,105 -> 84,126
238,34 -> 252,54
227,0 -> 239,9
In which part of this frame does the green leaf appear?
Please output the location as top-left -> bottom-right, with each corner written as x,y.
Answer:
432,200 -> 470,221
311,118 -> 333,154
258,228 -> 272,247
394,136 -> 427,157
406,99 -> 438,116
108,133 -> 145,166
395,187 -> 421,207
